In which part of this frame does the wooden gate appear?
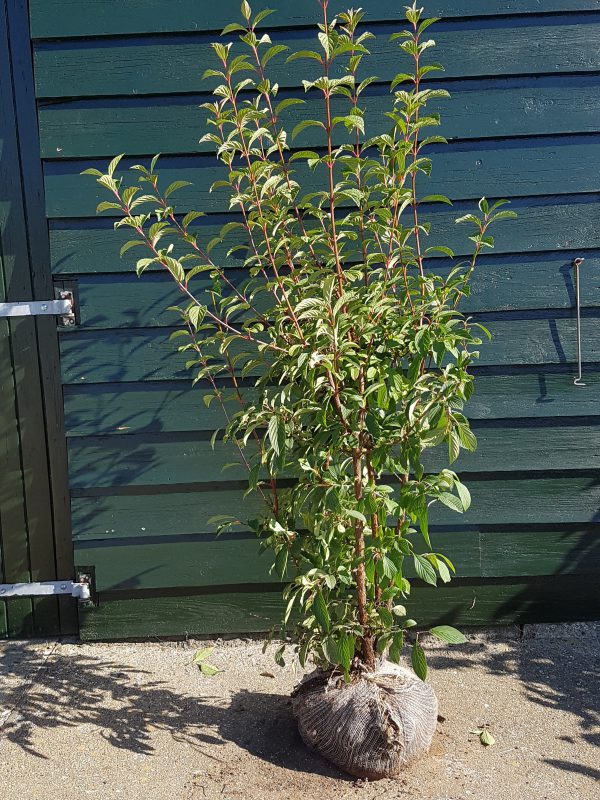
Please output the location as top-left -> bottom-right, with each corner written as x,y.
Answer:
13,0 -> 600,638
0,0 -> 76,637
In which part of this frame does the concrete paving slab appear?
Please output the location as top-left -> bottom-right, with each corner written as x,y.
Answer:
0,624 -> 598,800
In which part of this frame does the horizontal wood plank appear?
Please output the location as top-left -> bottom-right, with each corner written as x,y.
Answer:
78,575 -> 600,640
45,136 -> 600,218
48,198 -> 600,274
76,528 -> 600,592
66,252 -> 600,332
67,423 -> 600,489
70,477 -> 600,540
38,76 -> 600,158
34,18 -> 600,99
58,315 -> 600,384
79,536 -> 277,591
62,372 -> 600,437
30,2 -> 600,39
480,529 -> 600,578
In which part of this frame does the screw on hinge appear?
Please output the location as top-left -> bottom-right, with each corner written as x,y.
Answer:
58,290 -> 76,327
75,566 -> 97,606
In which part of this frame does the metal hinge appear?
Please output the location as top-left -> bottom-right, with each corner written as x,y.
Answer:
0,290 -> 75,326
0,580 -> 91,601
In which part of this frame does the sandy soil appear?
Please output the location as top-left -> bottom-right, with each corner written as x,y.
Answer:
0,624 -> 598,800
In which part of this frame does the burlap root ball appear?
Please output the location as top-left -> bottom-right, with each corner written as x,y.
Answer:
292,662 -> 438,779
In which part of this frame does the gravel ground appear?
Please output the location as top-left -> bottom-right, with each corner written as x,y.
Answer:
0,623 -> 598,800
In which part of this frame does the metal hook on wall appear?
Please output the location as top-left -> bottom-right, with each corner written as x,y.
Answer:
572,257 -> 585,387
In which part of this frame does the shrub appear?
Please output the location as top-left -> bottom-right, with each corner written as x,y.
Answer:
85,1 -> 515,679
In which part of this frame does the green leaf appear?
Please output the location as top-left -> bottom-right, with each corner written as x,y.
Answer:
187,304 -> 206,331
338,632 -> 353,672
164,257 -> 185,283
164,180 -> 193,198
345,509 -> 367,525
274,547 -> 288,579
324,574 -> 336,590
289,150 -> 321,163
455,482 -> 471,512
436,558 -> 452,583
286,50 -> 323,64
377,607 -> 394,627
480,728 -> 495,746
414,554 -> 437,586
455,213 -> 480,225
430,625 -> 467,644
492,209 -> 518,222
298,638 -> 310,667
390,72 -> 414,90
274,97 -> 306,115
389,630 -> 404,663
267,415 -> 281,455
107,153 -> 125,177
380,555 -> 397,580
420,194 -> 452,205
322,637 -> 340,666
313,590 -> 330,632
136,257 -> 156,276
261,44 -> 288,67
291,119 -> 325,140
200,663 -> 219,676
457,424 -> 477,452
425,245 -> 454,258
207,514 -> 235,525
222,22 -> 246,34
437,491 -> 464,514
417,503 -> 431,549
418,17 -> 440,35
448,429 -> 461,463
274,644 -> 286,667
253,8 -> 275,25
284,593 -> 297,625
193,647 -> 214,663
411,640 -> 427,680
96,201 -> 122,213
119,240 -> 145,257
182,210 -> 205,227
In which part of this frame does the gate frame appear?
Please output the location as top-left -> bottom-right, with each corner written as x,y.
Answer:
0,0 -> 76,637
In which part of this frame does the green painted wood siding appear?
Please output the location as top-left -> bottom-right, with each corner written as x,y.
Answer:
27,0 -> 600,638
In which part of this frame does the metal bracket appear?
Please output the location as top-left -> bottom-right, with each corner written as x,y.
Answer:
75,566 -> 97,607
572,258 -> 585,387
54,279 -> 80,327
0,580 -> 91,601
0,290 -> 75,326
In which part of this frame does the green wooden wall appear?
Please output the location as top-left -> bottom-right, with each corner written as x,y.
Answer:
27,0 -> 600,638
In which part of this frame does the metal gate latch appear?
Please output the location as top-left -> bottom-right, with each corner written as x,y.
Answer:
572,258 -> 585,387
0,580 -> 91,601
0,290 -> 75,326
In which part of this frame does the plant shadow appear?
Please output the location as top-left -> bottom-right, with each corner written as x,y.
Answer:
0,642 -> 344,779
426,627 -> 600,783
